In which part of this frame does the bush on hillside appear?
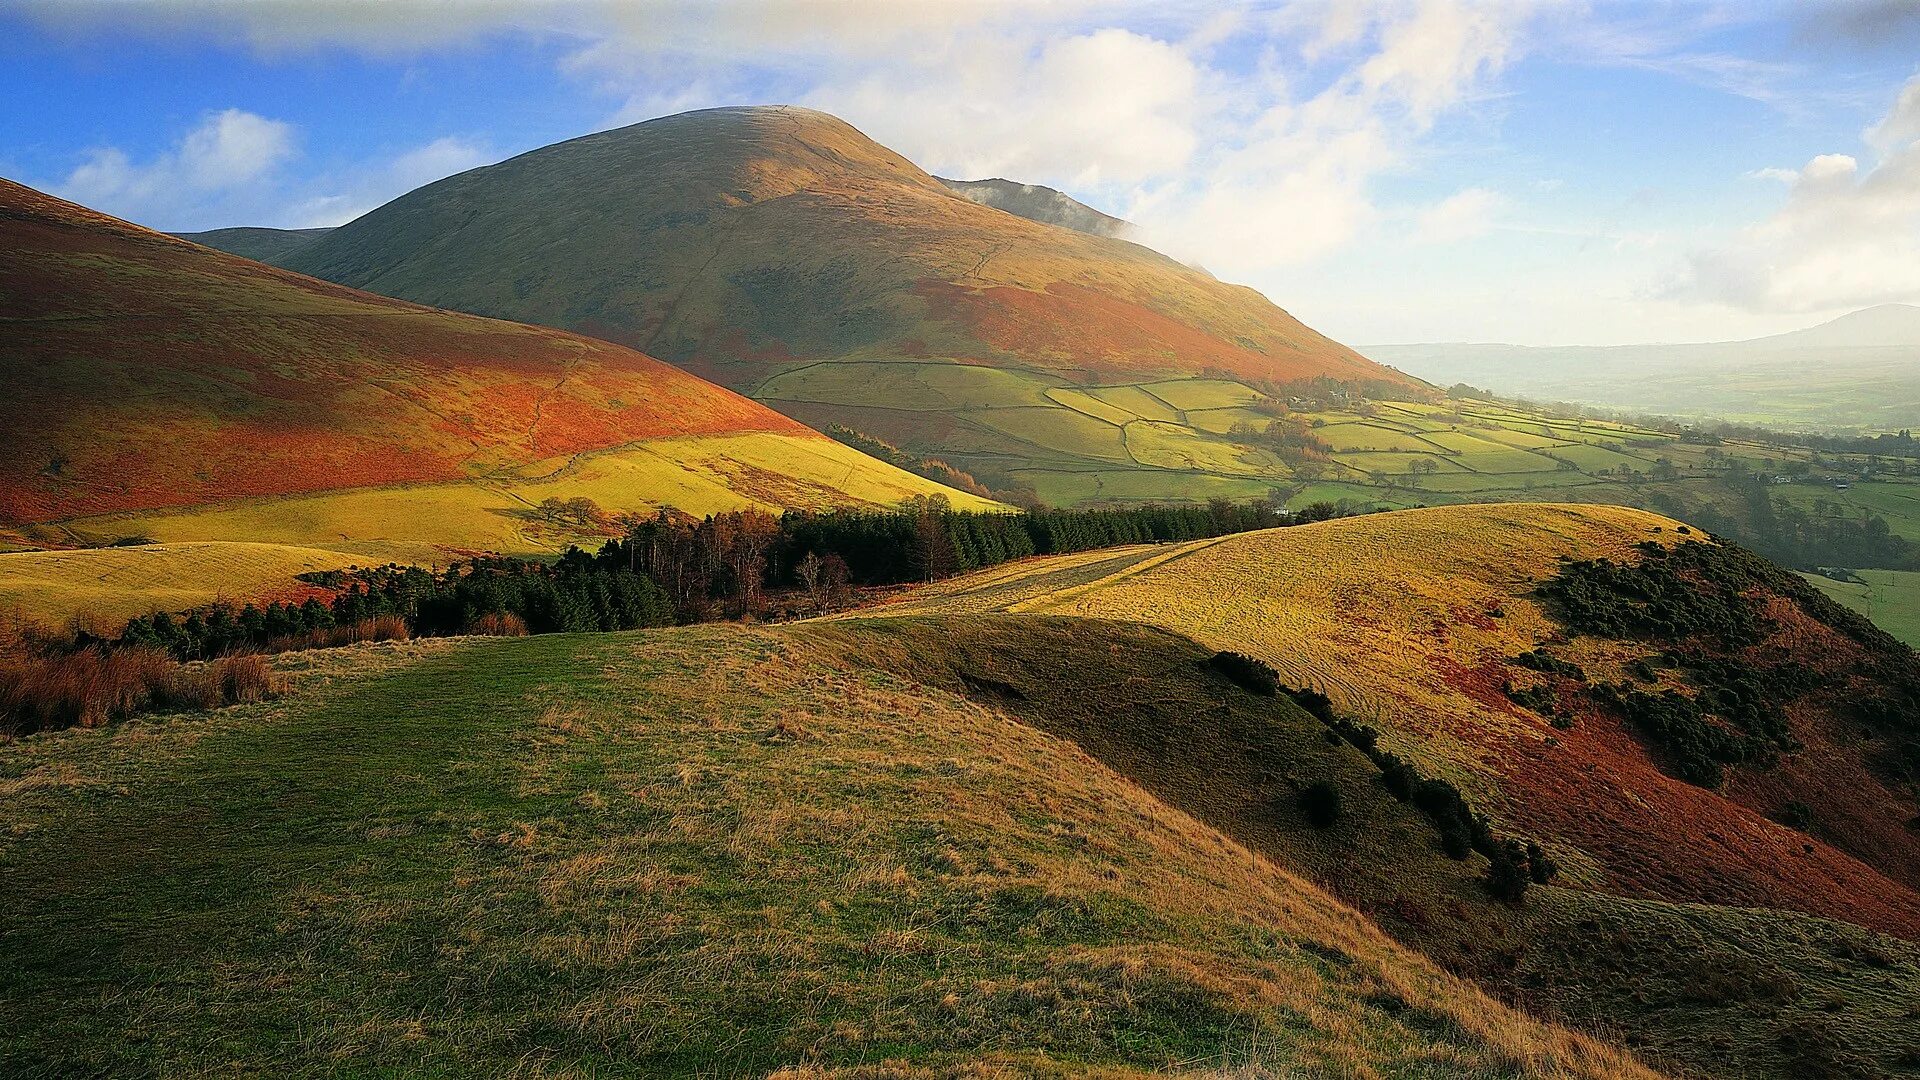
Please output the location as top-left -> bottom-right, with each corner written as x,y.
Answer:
1207,651 -> 1279,696
1299,781 -> 1343,827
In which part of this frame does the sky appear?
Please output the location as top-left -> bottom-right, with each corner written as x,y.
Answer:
3,0 -> 1919,347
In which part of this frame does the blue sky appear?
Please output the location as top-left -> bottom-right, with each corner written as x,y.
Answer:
4,1 -> 1919,347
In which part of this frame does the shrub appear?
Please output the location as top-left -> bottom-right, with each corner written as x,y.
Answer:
1512,649 -> 1584,679
0,647 -> 282,738
1207,651 -> 1278,696
1526,840 -> 1558,884
1299,781 -> 1343,827
468,612 -> 530,637
1485,838 -> 1532,903
1778,800 -> 1815,831
264,615 -> 410,654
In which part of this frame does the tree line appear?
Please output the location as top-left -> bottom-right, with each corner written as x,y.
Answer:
104,496 -> 1305,659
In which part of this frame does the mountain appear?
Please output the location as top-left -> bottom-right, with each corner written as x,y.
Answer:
1367,305 -> 1920,430
0,178 -> 996,570
278,106 -> 1423,503
936,176 -> 1133,238
172,225 -> 333,264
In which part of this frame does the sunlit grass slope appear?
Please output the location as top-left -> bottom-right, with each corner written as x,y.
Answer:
0,542 -> 361,625
876,505 -> 1920,945
0,627 -> 1657,1079
0,179 -> 988,539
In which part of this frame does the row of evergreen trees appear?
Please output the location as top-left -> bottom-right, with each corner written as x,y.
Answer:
113,496 -> 1301,658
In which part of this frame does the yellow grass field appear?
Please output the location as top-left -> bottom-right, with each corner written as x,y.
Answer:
0,542 -> 364,626
53,433 -> 1003,566
871,503 -> 1686,796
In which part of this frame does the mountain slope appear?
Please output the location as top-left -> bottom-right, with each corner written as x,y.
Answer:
871,503 -> 1920,1076
878,503 -> 1920,937
172,225 -> 333,264
278,106 -> 1419,499
1369,305 -> 1920,429
0,178 -> 994,563
936,176 -> 1133,238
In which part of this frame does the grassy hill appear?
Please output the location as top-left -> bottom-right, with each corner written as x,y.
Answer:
0,179 -> 994,621
0,626 -> 1659,1079
7,503 -> 1919,1075
872,504 -> 1920,1077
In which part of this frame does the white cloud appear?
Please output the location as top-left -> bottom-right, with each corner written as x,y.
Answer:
1668,73 -> 1920,313
1411,186 -> 1503,244
44,110 -> 492,230
1125,1 -> 1534,275
809,27 -> 1202,188
57,108 -> 296,223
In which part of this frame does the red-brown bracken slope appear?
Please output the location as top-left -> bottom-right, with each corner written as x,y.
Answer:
282,106 -> 1412,395
0,179 -> 828,525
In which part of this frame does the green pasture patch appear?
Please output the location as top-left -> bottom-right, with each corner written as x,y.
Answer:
1139,378 -> 1265,412
1044,387 -> 1135,426
1315,423 -> 1443,453
1185,407 -> 1273,434
1125,421 -> 1277,476
968,406 -> 1136,464
1088,384 -> 1184,423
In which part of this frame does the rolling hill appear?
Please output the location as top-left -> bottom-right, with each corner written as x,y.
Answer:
1368,305 -> 1920,430
272,106 -> 1419,500
7,504 -> 1919,1076
0,178 -> 995,618
172,225 -> 334,263
867,503 -> 1920,1077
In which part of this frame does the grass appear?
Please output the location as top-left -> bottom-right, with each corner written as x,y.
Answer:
0,541 -> 364,625
1801,568 -> 1920,646
50,434 -> 1002,568
0,626 -> 1659,1079
872,504 -> 1920,941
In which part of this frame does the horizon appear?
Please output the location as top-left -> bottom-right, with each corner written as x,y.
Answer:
5,1 -> 1919,347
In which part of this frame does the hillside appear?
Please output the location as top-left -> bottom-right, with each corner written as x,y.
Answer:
936,176 -> 1133,238
0,625 -> 1661,1078
0,179 -> 993,611
1368,305 -> 1920,430
172,225 -> 333,263
276,106 -> 1418,499
874,503 -> 1920,1076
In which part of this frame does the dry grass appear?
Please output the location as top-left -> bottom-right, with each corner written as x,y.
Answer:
467,611 -> 530,637
264,615 -> 411,654
0,646 -> 283,738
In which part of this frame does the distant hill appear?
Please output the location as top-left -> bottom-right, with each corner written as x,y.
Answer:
171,225 -> 333,264
0,178 -> 994,574
1367,305 -> 1920,430
277,106 -> 1420,501
935,176 -> 1133,238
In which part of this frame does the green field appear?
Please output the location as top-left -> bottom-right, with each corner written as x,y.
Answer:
1802,569 -> 1920,646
